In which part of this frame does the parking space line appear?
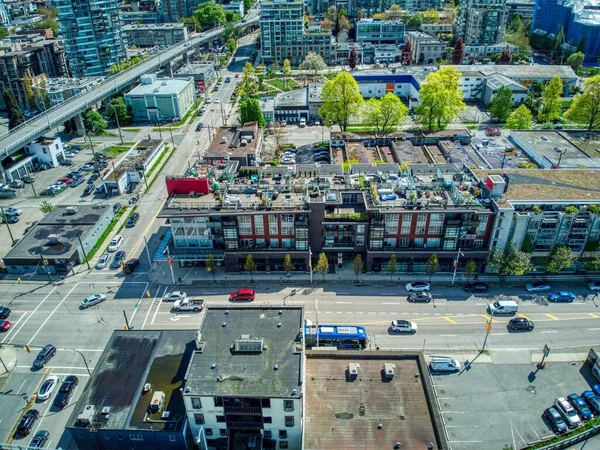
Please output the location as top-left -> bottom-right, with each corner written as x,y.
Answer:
7,286 -> 57,344
545,314 -> 559,320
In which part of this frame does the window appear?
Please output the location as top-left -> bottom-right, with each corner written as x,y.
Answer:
417,213 -> 427,224
270,238 -> 279,248
283,400 -> 294,412
191,397 -> 202,409
415,226 -> 425,235
254,216 -> 264,235
279,430 -> 288,439
169,436 -> 176,442
264,416 -> 272,423
205,428 -> 213,436
256,238 -> 266,248
285,416 -> 294,427
357,224 -> 365,234
270,224 -> 279,235
414,238 -> 424,247
220,429 -> 228,437
428,225 -> 443,235
474,239 -> 484,248
384,238 -> 396,248
265,430 -> 272,438
216,415 -> 226,423
214,397 -> 223,407
280,441 -> 289,449
426,238 -> 440,248
130,434 -> 143,441
385,223 -> 398,234
194,413 -> 205,424
281,225 -> 294,235
356,236 -> 364,246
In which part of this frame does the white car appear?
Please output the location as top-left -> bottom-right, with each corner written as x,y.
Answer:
163,291 -> 187,302
3,207 -> 22,216
37,375 -> 60,401
555,397 -> 582,428
588,281 -> 600,291
108,235 -> 124,252
56,182 -> 67,189
391,320 -> 418,334
405,282 -> 430,292
214,98 -> 221,104
81,294 -> 107,308
525,281 -> 551,293
96,253 -> 111,269
206,97 -> 213,103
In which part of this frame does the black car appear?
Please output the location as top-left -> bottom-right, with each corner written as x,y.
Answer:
463,282 -> 488,293
22,176 -> 35,184
113,203 -> 122,213
33,344 -> 56,369
29,430 -> 49,448
544,407 -> 568,434
408,292 -> 432,303
508,317 -> 534,331
2,216 -> 19,224
126,212 -> 140,228
196,123 -> 203,131
53,375 -> 79,408
71,177 -> 85,187
83,184 -> 95,196
16,409 -> 39,436
123,258 -> 140,274
110,251 -> 126,269
88,174 -> 98,184
0,306 -> 10,319
127,183 -> 137,194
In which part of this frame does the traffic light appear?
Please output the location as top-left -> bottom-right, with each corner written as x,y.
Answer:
43,259 -> 49,266
25,345 -> 31,353
146,290 -> 151,298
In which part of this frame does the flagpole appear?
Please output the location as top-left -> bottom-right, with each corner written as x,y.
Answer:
309,247 -> 313,284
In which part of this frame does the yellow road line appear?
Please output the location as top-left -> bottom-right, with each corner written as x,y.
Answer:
480,314 -> 498,323
545,314 -> 560,320
517,313 -> 534,321
129,210 -> 159,257
588,312 -> 600,318
443,316 -> 458,324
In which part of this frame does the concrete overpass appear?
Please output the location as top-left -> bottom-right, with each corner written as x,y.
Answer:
0,15 -> 259,158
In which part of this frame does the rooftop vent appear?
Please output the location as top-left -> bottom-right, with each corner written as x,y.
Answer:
384,363 -> 396,379
232,338 -> 264,354
47,234 -> 61,245
101,406 -> 111,415
161,411 -> 171,420
76,405 -> 96,427
348,362 -> 360,378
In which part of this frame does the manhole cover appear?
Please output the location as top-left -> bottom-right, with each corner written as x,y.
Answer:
526,385 -> 537,395
335,412 -> 354,420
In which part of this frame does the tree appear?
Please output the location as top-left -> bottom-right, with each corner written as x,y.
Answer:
0,28 -> 8,39
353,254 -> 364,282
300,52 -> 326,80
488,86 -> 514,122
194,2 -> 226,28
506,104 -> 533,130
243,0 -> 252,14
423,9 -> 440,23
319,71 -> 364,132
84,109 -> 107,134
577,37 -> 585,53
401,40 -> 413,65
271,59 -> 280,74
39,201 -> 54,214
315,252 -> 329,282
108,97 -> 132,126
206,253 -> 217,281
565,75 -> 600,131
271,120 -> 289,155
386,254 -> 397,281
451,37 -> 464,65
222,23 -> 238,42
224,11 -> 240,23
488,241 -> 532,276
348,48 -> 358,70
465,259 -> 477,281
511,14 -> 522,32
567,51 -> 585,69
227,38 -> 237,54
363,92 -> 408,137
282,59 -> 292,88
3,89 -> 24,129
406,13 -> 423,29
240,61 -> 258,97
499,47 -> 512,64
539,76 -> 563,122
23,74 -> 36,109
244,254 -> 257,281
239,97 -> 265,126
283,254 -> 294,276
34,6 -> 59,36
414,66 -> 465,130
545,245 -> 576,274
425,253 -> 439,282
585,255 -> 600,272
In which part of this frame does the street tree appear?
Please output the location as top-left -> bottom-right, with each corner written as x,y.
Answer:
363,92 -> 408,137
545,245 -> 576,274
39,201 -> 54,214
319,71 -> 364,132
244,254 -> 257,281
488,241 -> 532,276
84,109 -> 107,134
506,104 -> 533,130
465,259 -> 477,281
282,59 -> 292,88
565,75 -> 600,131
240,61 -> 258,97
423,9 -> 440,23
300,52 -> 326,80
23,74 -> 36,109
271,120 -> 289,152
539,76 -> 563,122
567,51 -> 585,69
348,48 -> 359,69
414,66 -> 465,130
353,254 -> 364,282
387,254 -> 397,281
451,37 -> 464,65
205,253 -> 217,281
585,255 -> 600,272
194,2 -> 226,28
239,97 -> 265,126
401,40 -> 413,65
0,28 -> 8,39
283,254 -> 294,276
3,89 -> 24,129
108,97 -> 132,126
426,254 -> 439,282
222,23 -> 238,42
315,252 -> 329,282
488,86 -> 514,122
243,0 -> 252,14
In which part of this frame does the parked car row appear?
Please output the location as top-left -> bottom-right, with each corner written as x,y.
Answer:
544,387 -> 600,435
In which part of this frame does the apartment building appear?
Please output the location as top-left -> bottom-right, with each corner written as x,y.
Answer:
56,0 -> 127,77
356,19 -> 405,45
455,0 -> 508,46
405,32 -> 447,64
346,0 -> 444,16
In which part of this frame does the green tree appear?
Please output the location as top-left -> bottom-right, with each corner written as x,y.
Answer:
406,12 -> 423,29
299,52 -> 326,80
565,75 -> 600,131
244,254 -> 257,281
545,245 -> 576,274
319,71 -> 364,132
539,76 -> 563,122
239,97 -> 265,126
353,254 -> 364,282
506,104 -> 533,130
84,109 -> 107,134
363,92 -> 408,137
39,200 -> 54,214
488,86 -> 514,122
488,241 -> 533,276
426,253 -> 439,282
224,11 -> 241,22
283,254 -> 294,276
34,6 -> 59,35
205,253 -> 217,281
414,66 -> 465,130
240,61 -> 258,97
465,259 -> 477,281
108,97 -> 132,126
282,59 -> 292,88
585,255 -> 600,272
23,74 -> 36,109
227,38 -> 237,54
423,8 -> 440,23
511,14 -> 522,32
567,51 -> 585,69
387,254 -> 397,281
194,2 -> 226,27
243,0 -> 252,13
3,89 -> 24,129
0,28 -> 8,39
222,22 -> 238,42
315,252 -> 329,282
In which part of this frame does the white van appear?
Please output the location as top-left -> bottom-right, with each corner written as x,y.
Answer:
299,118 -> 306,128
487,300 -> 518,315
429,356 -> 461,373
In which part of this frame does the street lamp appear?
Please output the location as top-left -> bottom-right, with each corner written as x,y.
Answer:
451,247 -> 464,286
31,84 -> 52,132
87,131 -> 101,176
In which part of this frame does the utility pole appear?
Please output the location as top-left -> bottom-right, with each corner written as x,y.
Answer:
482,311 -> 494,352
76,231 -> 91,270
87,132 -> 101,176
38,248 -> 53,283
451,248 -> 464,286
143,235 -> 153,266
110,103 -> 124,145
156,118 -> 163,140
0,206 -> 15,246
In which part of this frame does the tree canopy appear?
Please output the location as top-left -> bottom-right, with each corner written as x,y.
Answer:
194,2 -> 226,27
539,76 -> 563,122
363,92 -> 408,137
506,104 -> 533,130
319,71 -> 364,131
3,89 -> 24,129
488,86 -> 514,122
566,51 -> 585,69
565,75 -> 600,131
488,241 -> 533,276
108,97 -> 132,126
300,52 -> 326,78
239,97 -> 265,127
414,66 -> 465,130
84,109 -> 107,134
545,245 -> 576,274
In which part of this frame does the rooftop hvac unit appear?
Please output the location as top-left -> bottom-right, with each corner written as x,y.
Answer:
384,363 -> 396,379
76,405 -> 96,427
348,362 -> 360,379
47,234 -> 61,244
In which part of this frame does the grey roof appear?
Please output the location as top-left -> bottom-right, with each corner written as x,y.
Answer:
67,330 -> 193,432
185,307 -> 303,398
127,76 -> 192,96
449,64 -> 578,80
275,88 -> 307,108
40,204 -> 109,226
486,73 -> 527,92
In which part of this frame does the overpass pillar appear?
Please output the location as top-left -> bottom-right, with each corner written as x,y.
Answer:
167,60 -> 174,77
74,113 -> 86,136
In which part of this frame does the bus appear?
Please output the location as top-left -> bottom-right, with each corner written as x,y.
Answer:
304,320 -> 367,349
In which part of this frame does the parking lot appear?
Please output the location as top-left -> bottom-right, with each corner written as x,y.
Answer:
263,124 -> 331,162
430,356 -> 596,450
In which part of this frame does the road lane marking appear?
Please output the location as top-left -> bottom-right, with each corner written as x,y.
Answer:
27,284 -> 78,346
1,312 -> 27,344
545,314 -> 559,320
542,330 -> 558,334
443,317 -> 458,324
335,301 -> 352,304
7,287 -> 57,344
480,314 -> 497,323
151,286 -> 167,325
588,313 -> 600,318
129,282 -> 150,325
517,313 -> 534,321
587,328 -> 600,331
439,334 -> 457,337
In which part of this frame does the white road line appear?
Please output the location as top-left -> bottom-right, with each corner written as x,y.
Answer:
1,311 -> 27,344
381,293 -> 396,295
151,286 -> 166,325
56,348 -> 104,352
17,379 -> 27,394
439,335 -> 457,337
8,287 -> 57,344
27,284 -> 78,345
382,302 -> 401,305
475,303 -> 488,306
17,365 -> 95,370
51,372 -> 91,377
588,328 -> 600,331
335,301 -> 352,304
542,331 -> 558,334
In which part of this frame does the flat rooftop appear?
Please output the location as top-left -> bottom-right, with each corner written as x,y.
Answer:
206,125 -> 260,160
450,64 -> 578,80
105,139 -> 163,179
305,352 -> 440,449
185,307 -> 303,398
128,77 -> 191,96
67,330 -> 193,432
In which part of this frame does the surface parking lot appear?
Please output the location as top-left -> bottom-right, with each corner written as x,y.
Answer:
431,359 -> 595,450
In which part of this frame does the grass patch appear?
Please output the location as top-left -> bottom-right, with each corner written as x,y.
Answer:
123,128 -> 142,132
266,78 -> 300,91
146,147 -> 176,191
86,206 -> 129,261
103,145 -> 132,157
526,417 -> 600,449
346,125 -> 378,132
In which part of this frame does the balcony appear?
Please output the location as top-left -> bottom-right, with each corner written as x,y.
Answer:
225,421 -> 263,430
224,406 -> 262,414
323,240 -> 354,248
295,219 -> 308,227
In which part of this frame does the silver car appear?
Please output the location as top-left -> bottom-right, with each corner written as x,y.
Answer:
81,294 -> 107,309
95,253 -> 111,270
526,281 -> 551,292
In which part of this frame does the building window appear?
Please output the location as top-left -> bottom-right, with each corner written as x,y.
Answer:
220,429 -> 228,437
117,435 -> 123,440
262,398 -> 271,408
356,236 -> 364,246
280,441 -> 289,449
194,413 -> 205,424
384,238 -> 396,248
265,430 -> 272,438
417,213 -> 427,224
474,239 -> 484,248
415,226 -> 425,235
399,238 -> 409,247
428,225 -> 443,235
130,434 -> 143,441
426,238 -> 441,248
414,238 -> 424,247
283,400 -> 294,412
216,415 -> 226,423
191,397 -> 202,409
279,430 -> 288,439
264,416 -> 272,424
214,397 -> 223,407
285,416 -> 294,427
205,428 -> 213,436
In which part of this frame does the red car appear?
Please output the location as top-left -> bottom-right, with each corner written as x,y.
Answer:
58,177 -> 73,185
234,73 -> 240,78
0,320 -> 11,332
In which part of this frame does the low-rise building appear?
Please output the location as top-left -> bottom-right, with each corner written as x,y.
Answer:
464,43 -> 519,59
222,0 -> 244,16
123,23 -> 188,48
362,43 -> 402,64
482,73 -> 528,106
405,32 -> 447,64
420,22 -> 453,36
204,122 -> 263,166
259,96 -> 275,122
174,63 -> 217,92
356,19 -> 405,45
125,73 -> 195,122
34,77 -> 105,106
24,136 -> 66,169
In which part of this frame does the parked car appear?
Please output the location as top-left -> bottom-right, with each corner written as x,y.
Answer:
567,393 -> 594,421
83,184 -> 95,196
108,235 -> 124,252
22,176 -> 35,184
126,213 -> 140,228
37,375 -> 60,401
96,253 -> 111,269
2,215 -> 19,224
429,356 -> 461,373
405,282 -> 430,292
113,203 -> 122,213
463,282 -> 488,293
390,320 -> 417,334
16,409 -> 39,436
4,207 -> 22,216
547,291 -> 576,303
71,177 -> 85,187
196,123 -> 203,131
163,291 -> 187,302
588,281 -> 600,291
33,344 -> 56,369
229,288 -> 255,301
0,320 -> 11,332
408,292 -> 432,303
526,281 -> 551,292
53,375 -> 79,408
554,397 -> 582,428
9,180 -> 24,188
88,174 -> 98,184
29,430 -> 49,448
0,306 -> 10,319
57,177 -> 73,185
110,251 -> 126,269
507,317 -> 534,331
81,294 -> 107,309
544,407 -> 568,434
582,391 -> 600,415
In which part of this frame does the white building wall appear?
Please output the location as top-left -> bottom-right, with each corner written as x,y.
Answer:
24,137 -> 66,167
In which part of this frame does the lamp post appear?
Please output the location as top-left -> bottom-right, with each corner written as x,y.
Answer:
107,102 -> 124,145
75,231 -> 91,271
69,348 -> 92,376
557,148 -> 567,168
0,206 -> 15,246
451,248 -> 464,286
87,131 -> 101,176
32,84 -> 52,132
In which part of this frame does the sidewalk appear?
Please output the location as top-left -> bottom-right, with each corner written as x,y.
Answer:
0,346 -> 18,383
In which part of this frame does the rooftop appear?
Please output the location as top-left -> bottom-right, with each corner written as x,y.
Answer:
123,23 -> 184,30
35,77 -> 105,93
485,73 -> 527,92
305,352 -> 439,450
205,124 -> 261,161
67,330 -> 193,432
104,139 -> 164,180
127,75 -> 192,96
275,88 -> 307,108
449,64 -> 578,80
185,307 -> 303,398
175,62 -> 215,76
